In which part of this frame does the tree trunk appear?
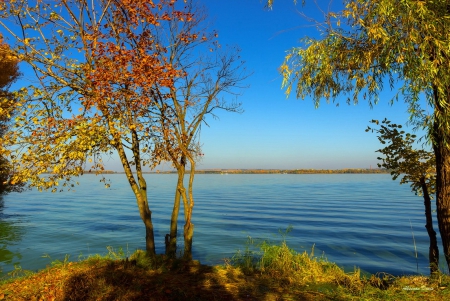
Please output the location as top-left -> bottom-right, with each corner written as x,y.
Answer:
136,173 -> 156,257
114,134 -> 156,257
183,221 -> 194,261
122,168 -> 155,256
179,182 -> 193,261
183,161 -> 195,261
432,107 -> 450,272
166,167 -> 184,258
420,177 -> 440,275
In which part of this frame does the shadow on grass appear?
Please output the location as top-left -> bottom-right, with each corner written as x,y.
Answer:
3,244 -> 447,300
60,256 -> 333,301
61,259 -> 236,301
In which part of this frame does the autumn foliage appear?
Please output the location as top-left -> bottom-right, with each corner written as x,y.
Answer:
0,35 -> 21,194
0,0 -> 246,258
0,0 -> 200,254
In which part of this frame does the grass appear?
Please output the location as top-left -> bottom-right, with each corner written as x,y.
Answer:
1,239 -> 450,300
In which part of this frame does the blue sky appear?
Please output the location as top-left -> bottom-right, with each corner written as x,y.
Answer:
5,0 -> 432,171
174,0 -> 430,170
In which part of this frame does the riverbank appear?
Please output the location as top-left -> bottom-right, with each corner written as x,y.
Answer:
1,242 -> 449,300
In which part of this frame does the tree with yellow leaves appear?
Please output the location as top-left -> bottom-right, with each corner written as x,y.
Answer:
0,35 -> 22,194
268,0 -> 450,271
0,0 -> 206,257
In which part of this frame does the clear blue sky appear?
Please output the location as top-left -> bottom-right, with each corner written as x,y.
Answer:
177,0 -> 430,171
6,0 -> 432,171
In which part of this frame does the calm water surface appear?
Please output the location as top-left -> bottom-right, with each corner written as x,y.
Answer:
0,174 -> 444,276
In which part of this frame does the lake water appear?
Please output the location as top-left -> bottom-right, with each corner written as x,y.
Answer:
0,174 -> 445,276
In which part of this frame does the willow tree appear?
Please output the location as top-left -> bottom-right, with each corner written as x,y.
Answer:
150,2 -> 247,259
0,35 -> 22,194
0,0 -> 200,256
268,0 -> 450,270
367,118 -> 439,275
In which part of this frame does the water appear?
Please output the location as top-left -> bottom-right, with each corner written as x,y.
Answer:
0,173 -> 444,276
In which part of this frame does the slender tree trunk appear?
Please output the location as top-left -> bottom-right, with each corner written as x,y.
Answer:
167,189 -> 180,257
420,177 -> 440,275
120,163 -> 156,256
114,129 -> 156,257
183,220 -> 194,260
183,160 -> 195,261
179,182 -> 192,260
135,189 -> 155,256
432,92 -> 450,271
167,164 -> 184,258
136,169 -> 155,256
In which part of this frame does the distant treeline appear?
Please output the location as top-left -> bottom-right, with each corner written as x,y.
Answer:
156,168 -> 389,174
83,170 -> 117,174
82,169 -> 389,174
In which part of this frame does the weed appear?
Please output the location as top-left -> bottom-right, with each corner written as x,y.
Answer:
129,249 -> 154,269
105,246 -> 125,260
6,264 -> 33,279
231,236 -> 259,274
409,219 -> 419,274
42,253 -> 71,268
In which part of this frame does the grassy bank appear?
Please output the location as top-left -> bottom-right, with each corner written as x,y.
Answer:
1,241 -> 449,301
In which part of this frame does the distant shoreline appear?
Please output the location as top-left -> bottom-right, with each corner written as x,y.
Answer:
84,168 -> 389,175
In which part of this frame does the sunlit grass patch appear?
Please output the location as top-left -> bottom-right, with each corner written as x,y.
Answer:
228,229 -> 450,300
0,239 -> 449,300
230,235 -> 364,293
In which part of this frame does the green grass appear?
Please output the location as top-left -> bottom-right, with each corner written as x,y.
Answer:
229,232 -> 450,300
1,234 -> 450,300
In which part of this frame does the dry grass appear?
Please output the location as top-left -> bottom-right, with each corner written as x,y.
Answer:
1,242 -> 450,301
0,256 -> 328,301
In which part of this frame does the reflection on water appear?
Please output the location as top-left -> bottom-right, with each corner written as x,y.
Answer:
0,196 -> 24,273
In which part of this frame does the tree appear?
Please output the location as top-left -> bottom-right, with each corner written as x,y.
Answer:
268,0 -> 450,270
150,5 -> 247,259
0,0 -> 202,257
367,118 -> 439,275
0,35 -> 22,194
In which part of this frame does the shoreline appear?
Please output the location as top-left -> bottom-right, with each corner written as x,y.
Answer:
82,168 -> 390,175
1,244 -> 448,301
